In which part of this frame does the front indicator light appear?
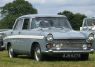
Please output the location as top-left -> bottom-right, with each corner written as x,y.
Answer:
87,43 -> 92,48
46,43 -> 53,49
83,44 -> 87,50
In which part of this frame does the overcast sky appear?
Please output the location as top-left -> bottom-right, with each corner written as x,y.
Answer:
0,0 -> 95,17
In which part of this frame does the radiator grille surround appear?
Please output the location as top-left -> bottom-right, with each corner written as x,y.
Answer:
52,39 -> 86,49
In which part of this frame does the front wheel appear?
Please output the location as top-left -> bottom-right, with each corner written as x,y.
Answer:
8,46 -> 17,58
34,45 -> 43,61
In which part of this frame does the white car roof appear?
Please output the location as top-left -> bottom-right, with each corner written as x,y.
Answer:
19,14 -> 66,18
84,17 -> 95,20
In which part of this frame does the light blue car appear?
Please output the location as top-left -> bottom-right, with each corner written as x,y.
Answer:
4,14 -> 94,61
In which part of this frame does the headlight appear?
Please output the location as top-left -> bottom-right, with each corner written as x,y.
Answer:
86,33 -> 94,49
87,33 -> 94,43
83,44 -> 87,50
46,33 -> 53,42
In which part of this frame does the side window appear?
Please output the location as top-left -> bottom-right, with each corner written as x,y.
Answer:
31,18 -> 36,29
22,18 -> 30,30
13,18 -> 23,30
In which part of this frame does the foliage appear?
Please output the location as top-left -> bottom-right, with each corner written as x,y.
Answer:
58,10 -> 86,30
0,0 -> 37,29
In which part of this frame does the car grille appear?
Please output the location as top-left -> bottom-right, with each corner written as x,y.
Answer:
53,39 -> 86,49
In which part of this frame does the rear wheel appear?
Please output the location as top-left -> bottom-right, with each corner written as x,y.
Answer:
8,46 -> 17,58
80,53 -> 89,60
34,45 -> 43,61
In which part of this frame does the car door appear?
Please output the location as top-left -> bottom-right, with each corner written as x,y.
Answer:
17,18 -> 31,54
11,18 -> 24,53
20,18 -> 42,54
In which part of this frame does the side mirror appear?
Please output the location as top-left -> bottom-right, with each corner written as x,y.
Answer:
81,27 -> 88,31
80,27 -> 82,31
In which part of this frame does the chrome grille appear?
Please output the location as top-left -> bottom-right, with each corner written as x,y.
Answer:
53,39 -> 86,49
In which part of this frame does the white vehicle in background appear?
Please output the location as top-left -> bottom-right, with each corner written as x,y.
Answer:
0,29 -> 11,50
80,17 -> 95,50
80,17 -> 95,31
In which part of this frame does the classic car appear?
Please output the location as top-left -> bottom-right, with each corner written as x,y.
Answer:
0,29 -> 11,51
4,14 -> 94,61
80,17 -> 95,50
80,17 -> 95,31
0,32 -> 4,50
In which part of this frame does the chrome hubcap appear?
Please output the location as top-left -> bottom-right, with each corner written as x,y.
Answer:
9,48 -> 13,58
35,48 -> 41,61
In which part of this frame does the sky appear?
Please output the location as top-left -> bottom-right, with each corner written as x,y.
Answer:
0,0 -> 95,17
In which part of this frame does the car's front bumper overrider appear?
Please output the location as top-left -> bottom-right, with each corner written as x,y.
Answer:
42,49 -> 94,54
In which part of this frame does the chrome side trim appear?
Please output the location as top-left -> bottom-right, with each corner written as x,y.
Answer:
4,35 -> 44,40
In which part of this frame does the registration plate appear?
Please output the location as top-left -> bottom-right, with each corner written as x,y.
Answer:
63,54 -> 80,58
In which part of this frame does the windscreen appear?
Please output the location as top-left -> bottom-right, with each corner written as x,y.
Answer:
86,19 -> 95,26
32,17 -> 72,29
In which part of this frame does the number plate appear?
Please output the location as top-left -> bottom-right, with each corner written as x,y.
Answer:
63,54 -> 80,58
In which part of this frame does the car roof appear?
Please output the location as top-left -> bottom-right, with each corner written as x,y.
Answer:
84,17 -> 95,20
18,14 -> 66,18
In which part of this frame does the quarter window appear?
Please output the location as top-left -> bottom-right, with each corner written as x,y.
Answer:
13,18 -> 23,30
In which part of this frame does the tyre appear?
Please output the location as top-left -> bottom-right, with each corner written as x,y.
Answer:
34,45 -> 43,61
80,53 -> 89,60
8,46 -> 17,58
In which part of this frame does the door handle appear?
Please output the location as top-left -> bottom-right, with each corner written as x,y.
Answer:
11,32 -> 13,34
18,32 -> 21,34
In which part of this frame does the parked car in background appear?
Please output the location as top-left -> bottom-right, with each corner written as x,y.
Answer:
0,29 -> 11,51
0,32 -> 5,50
80,17 -> 95,31
4,14 -> 94,61
80,17 -> 95,49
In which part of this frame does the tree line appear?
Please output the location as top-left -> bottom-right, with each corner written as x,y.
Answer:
0,0 -> 86,30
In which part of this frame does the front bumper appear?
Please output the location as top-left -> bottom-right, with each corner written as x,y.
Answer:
42,49 -> 94,54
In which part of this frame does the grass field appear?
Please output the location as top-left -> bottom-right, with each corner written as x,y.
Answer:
0,51 -> 95,67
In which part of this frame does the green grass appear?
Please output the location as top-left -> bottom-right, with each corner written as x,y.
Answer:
0,51 -> 95,67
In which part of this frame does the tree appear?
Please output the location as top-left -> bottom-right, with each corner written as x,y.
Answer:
0,0 -> 37,29
58,10 -> 86,30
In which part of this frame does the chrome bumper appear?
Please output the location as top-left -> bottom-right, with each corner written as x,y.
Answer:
43,49 -> 94,54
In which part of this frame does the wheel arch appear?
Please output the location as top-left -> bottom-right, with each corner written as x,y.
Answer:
31,42 -> 40,51
6,42 -> 11,50
30,42 -> 40,57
